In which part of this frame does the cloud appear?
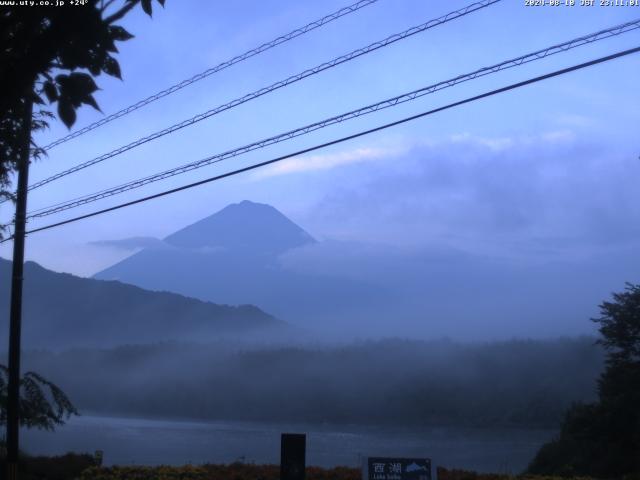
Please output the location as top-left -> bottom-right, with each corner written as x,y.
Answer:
555,114 -> 595,128
278,239 -> 474,281
450,132 -> 515,152
253,146 -> 399,179
540,130 -> 575,143
89,236 -> 166,251
89,237 -> 228,255
304,131 -> 640,259
276,238 -> 640,338
449,130 -> 575,151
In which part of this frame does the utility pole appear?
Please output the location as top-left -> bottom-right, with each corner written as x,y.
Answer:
5,94 -> 33,480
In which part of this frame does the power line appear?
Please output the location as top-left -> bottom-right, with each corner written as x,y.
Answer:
27,19 -> 640,219
41,0 -> 381,151
26,0 -> 501,193
6,45 -> 637,242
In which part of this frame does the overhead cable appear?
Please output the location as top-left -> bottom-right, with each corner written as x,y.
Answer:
27,0 -> 501,192
41,0 -> 382,151
6,45 -> 637,242
27,19 -> 640,219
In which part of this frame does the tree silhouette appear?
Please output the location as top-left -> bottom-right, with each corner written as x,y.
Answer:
0,364 -> 77,431
1,1 -> 164,468
0,0 -> 165,222
528,283 -> 640,477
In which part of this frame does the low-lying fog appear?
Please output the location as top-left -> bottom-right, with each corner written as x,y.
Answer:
15,337 -> 602,428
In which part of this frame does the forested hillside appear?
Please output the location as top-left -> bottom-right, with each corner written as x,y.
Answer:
0,259 -> 283,349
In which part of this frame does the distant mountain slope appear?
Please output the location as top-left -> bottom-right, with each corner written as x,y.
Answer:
165,200 -> 316,254
94,201 -> 382,324
0,258 -> 282,349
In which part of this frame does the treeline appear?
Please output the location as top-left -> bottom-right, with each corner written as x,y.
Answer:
17,337 -> 602,428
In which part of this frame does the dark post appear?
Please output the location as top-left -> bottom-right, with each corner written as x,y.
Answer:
5,95 -> 33,480
280,433 -> 306,480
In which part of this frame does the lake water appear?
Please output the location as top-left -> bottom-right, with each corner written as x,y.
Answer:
22,415 -> 556,474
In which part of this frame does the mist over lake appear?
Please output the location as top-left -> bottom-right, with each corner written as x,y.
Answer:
8,335 -> 601,473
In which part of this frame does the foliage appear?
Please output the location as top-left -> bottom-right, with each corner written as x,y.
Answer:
0,0 -> 164,223
596,283 -> 640,366
74,464 -> 605,480
528,283 -> 640,478
0,450 -> 95,480
0,450 -> 617,480
0,364 -> 78,430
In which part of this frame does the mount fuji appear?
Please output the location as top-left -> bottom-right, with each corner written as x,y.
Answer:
94,201 -> 380,327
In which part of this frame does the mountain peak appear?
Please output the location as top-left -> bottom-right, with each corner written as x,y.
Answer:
237,199 -> 265,207
163,201 -> 315,254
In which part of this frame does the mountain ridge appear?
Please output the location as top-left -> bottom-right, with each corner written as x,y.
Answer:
0,258 -> 283,349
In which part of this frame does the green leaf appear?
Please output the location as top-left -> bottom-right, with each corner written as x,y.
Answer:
109,25 -> 134,42
141,0 -> 152,16
106,41 -> 119,54
83,94 -> 102,112
88,63 -> 102,76
57,99 -> 76,129
103,56 -> 122,79
32,92 -> 45,105
55,74 -> 70,89
69,72 -> 98,94
43,81 -> 58,103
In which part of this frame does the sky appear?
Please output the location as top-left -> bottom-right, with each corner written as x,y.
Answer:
1,0 -> 639,337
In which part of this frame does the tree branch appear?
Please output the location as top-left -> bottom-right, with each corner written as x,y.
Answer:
104,0 -> 138,24
101,0 -> 118,13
